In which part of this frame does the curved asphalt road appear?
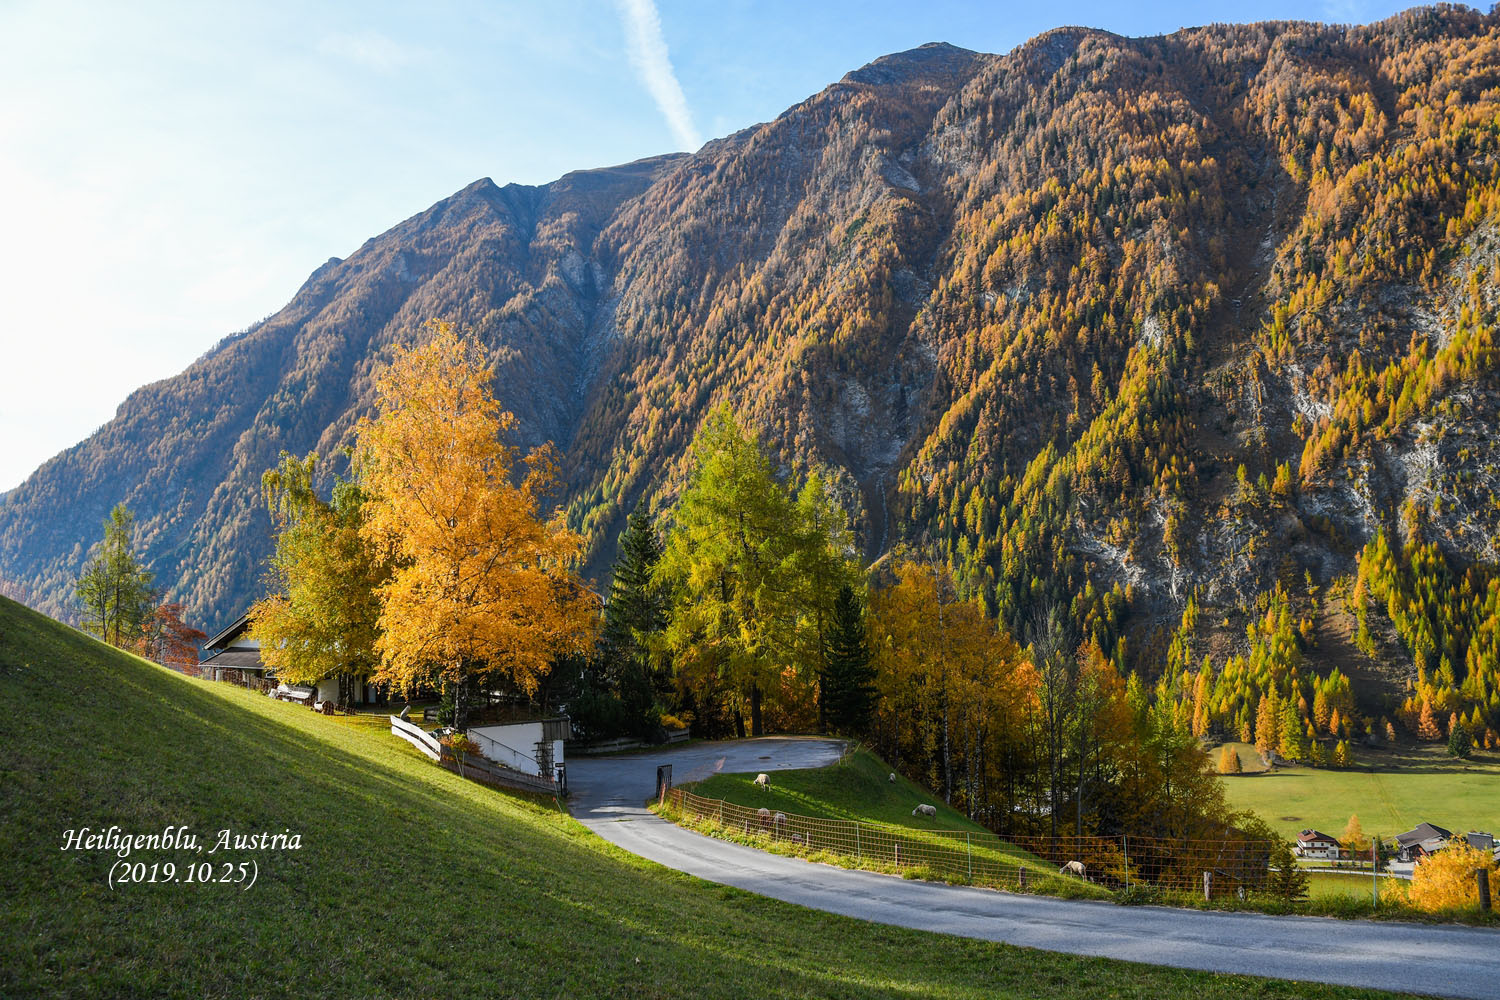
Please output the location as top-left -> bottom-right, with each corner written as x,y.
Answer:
568,738 -> 1500,1000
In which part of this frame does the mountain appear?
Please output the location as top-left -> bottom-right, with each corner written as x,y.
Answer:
3,10 -> 1499,732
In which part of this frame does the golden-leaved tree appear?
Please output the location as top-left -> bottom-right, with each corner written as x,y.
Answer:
250,452 -> 388,706
355,323 -> 598,726
869,559 -> 1031,817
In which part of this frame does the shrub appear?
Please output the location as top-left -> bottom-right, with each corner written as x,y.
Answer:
440,732 -> 482,766
1409,843 -> 1498,911
1240,815 -> 1308,902
1116,883 -> 1164,906
1217,745 -> 1242,773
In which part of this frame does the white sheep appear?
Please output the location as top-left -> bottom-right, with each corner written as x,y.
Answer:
888,772 -> 897,783
1059,860 -> 1086,878
912,803 -> 937,818
757,807 -> 771,830
753,772 -> 770,790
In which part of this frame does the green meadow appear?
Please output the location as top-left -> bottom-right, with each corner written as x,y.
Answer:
1218,742 -> 1500,841
0,596 -> 1428,999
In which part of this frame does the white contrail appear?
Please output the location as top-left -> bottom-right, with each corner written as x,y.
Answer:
614,0 -> 702,151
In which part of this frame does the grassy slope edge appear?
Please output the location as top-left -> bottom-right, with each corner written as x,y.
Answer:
0,597 -> 1424,999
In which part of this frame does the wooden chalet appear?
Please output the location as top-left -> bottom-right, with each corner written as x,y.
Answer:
200,613 -> 270,688
1394,822 -> 1453,862
200,611 -> 383,707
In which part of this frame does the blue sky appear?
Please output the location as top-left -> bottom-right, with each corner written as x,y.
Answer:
0,0 -> 1416,491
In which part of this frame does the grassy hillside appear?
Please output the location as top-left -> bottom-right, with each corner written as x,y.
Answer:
689,747 -> 990,834
1218,743 -> 1500,841
0,596 -> 1422,999
679,747 -> 1114,898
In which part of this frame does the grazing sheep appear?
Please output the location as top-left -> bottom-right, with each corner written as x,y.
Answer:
753,773 -> 770,790
757,807 -> 771,831
1058,860 -> 1086,878
774,812 -> 788,830
912,803 -> 937,818
888,772 -> 897,783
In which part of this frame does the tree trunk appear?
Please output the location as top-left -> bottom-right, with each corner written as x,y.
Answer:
750,681 -> 763,737
941,693 -> 952,804
817,669 -> 827,734
453,670 -> 466,731
1075,744 -> 1086,838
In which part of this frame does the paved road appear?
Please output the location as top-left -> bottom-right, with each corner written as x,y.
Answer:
568,738 -> 1500,1000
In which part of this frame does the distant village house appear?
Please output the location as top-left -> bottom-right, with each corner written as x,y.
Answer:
1393,822 -> 1453,863
1294,829 -> 1342,860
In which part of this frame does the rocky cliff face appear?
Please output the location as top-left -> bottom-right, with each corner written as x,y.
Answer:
2,12 -> 1498,719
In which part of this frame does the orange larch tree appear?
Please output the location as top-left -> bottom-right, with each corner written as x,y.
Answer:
354,323 -> 599,727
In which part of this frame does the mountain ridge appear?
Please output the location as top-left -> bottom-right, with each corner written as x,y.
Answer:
2,11 -> 1497,738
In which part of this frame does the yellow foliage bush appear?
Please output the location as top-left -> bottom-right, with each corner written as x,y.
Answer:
1409,843 -> 1499,912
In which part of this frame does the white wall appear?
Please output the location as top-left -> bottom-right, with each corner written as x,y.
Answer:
468,722 -> 565,775
314,678 -> 365,704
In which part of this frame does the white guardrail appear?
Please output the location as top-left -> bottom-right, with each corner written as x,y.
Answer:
390,715 -> 440,760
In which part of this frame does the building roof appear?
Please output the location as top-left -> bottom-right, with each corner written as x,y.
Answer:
1464,832 -> 1495,851
1297,829 -> 1341,844
1394,822 -> 1453,848
200,648 -> 266,671
203,612 -> 253,652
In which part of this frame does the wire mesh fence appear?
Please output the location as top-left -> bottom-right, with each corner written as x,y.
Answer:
660,786 -> 1281,900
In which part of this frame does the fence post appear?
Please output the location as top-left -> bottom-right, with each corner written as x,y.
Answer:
1203,870 -> 1212,902
1479,869 -> 1492,912
717,799 -> 723,828
1123,835 -> 1129,892
855,821 -> 861,862
967,833 -> 972,879
1372,841 -> 1379,909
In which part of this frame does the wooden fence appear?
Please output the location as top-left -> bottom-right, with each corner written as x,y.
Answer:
390,714 -> 559,796
390,715 -> 440,760
660,786 -> 1276,899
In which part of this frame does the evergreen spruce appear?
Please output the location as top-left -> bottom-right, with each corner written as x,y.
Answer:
1277,697 -> 1306,762
1447,720 -> 1472,759
603,498 -> 668,671
601,498 -> 669,737
822,584 -> 876,734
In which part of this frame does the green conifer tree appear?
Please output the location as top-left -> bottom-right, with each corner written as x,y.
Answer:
75,503 -> 155,648
823,583 -> 876,735
1278,697 -> 1306,762
601,498 -> 668,736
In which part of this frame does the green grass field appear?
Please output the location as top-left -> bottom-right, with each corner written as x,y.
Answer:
0,596 -> 1432,999
682,747 -> 1107,894
1304,871 -> 1402,902
1218,741 -> 1500,841
690,746 -> 991,834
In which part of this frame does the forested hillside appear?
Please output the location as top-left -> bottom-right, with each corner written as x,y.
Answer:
2,7 -> 1498,737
